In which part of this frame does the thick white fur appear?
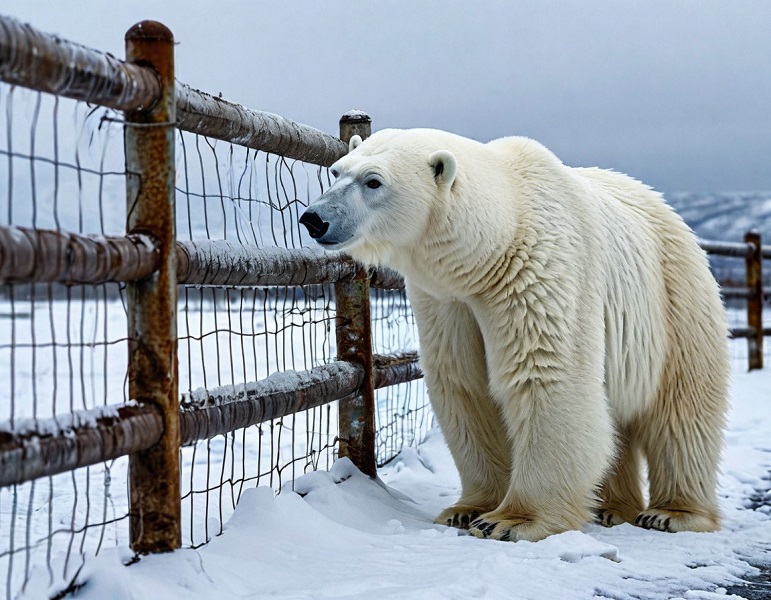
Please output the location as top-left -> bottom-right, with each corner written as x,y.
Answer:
314,128 -> 729,542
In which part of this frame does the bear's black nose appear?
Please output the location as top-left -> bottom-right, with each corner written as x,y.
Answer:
299,210 -> 330,239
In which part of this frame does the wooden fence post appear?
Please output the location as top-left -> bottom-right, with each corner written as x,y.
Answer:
745,229 -> 763,371
335,111 -> 376,477
124,21 -> 181,553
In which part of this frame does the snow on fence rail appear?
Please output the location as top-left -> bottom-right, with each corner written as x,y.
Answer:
0,12 -> 766,599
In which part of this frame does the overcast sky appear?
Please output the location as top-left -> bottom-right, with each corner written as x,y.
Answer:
3,0 -> 770,192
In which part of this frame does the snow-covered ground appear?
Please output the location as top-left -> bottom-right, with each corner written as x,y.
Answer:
17,351 -> 766,600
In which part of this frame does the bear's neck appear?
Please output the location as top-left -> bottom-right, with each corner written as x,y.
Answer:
396,199 -> 539,300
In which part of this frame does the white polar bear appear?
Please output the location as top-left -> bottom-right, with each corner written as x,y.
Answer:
300,129 -> 729,542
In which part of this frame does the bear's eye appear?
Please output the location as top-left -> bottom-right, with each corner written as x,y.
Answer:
330,168 -> 339,178
366,179 -> 381,190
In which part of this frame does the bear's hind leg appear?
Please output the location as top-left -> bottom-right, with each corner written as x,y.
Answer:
635,358 -> 726,532
597,426 -> 645,527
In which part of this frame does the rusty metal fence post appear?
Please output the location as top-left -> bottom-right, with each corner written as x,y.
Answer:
124,21 -> 181,553
745,229 -> 764,370
335,111 -> 376,477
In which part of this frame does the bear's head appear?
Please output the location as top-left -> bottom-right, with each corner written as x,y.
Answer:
299,129 -> 457,266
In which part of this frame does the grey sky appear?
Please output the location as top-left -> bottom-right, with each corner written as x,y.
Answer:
3,0 -> 770,192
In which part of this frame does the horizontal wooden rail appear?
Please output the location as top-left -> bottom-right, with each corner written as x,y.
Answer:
0,225 -> 406,289
700,239 -> 771,260
0,14 -> 161,112
374,352 -> 423,389
179,361 -> 363,445
0,225 -> 158,283
177,240 -> 406,289
8,225 -> 769,296
179,353 -> 422,444
0,353 -> 421,487
721,286 -> 771,301
721,287 -> 753,299
729,326 -> 771,340
176,84 -> 347,167
175,240 -> 355,287
0,403 -> 163,488
698,239 -> 754,258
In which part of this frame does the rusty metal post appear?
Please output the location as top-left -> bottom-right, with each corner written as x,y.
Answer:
745,229 -> 764,370
124,21 -> 180,553
335,111 -> 376,477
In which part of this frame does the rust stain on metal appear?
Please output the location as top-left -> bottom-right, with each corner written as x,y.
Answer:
335,269 -> 377,477
334,113 -> 377,477
124,20 -> 181,554
744,229 -> 764,370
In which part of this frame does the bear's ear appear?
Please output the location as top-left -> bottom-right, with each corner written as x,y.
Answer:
348,135 -> 363,153
428,150 -> 457,187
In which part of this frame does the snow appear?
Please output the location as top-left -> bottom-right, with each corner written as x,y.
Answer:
0,403 -> 124,437
26,357 -> 770,600
342,109 -> 371,120
181,362 -> 360,408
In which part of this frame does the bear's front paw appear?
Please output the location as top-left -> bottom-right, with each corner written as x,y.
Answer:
469,509 -> 569,542
434,504 -> 488,530
468,514 -> 532,542
595,508 -> 627,528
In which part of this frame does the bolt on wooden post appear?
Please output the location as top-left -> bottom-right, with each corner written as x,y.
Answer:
335,111 -> 377,477
744,229 -> 764,370
124,21 -> 181,553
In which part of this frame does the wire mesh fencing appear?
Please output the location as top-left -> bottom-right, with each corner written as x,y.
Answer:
0,75 -> 431,595
0,12 -> 430,594
175,133 -> 340,547
0,83 -> 133,599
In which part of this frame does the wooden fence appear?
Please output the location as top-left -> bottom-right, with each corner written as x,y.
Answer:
701,232 -> 769,370
0,16 -> 420,556
0,13 -> 767,563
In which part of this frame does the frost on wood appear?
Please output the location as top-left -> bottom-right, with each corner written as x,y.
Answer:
176,240 -> 406,289
176,241 -> 356,287
698,238 -> 754,258
0,14 -> 161,111
0,402 -> 163,487
176,83 -> 348,167
178,362 -> 364,445
0,225 -> 407,288
373,353 -> 422,389
0,224 -> 159,284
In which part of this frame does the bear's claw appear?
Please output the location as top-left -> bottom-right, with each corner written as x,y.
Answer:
447,511 -> 479,528
595,508 -> 627,528
434,504 -> 486,530
468,515 -> 533,541
469,518 -> 497,537
634,511 -> 672,531
633,508 -> 718,533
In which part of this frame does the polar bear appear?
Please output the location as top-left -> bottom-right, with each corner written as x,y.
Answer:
299,128 -> 729,542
